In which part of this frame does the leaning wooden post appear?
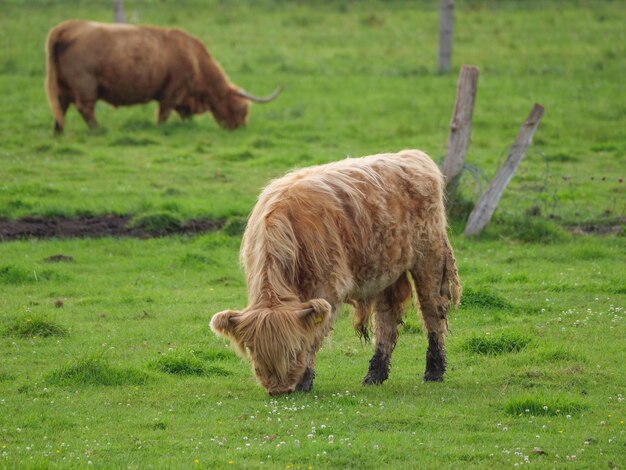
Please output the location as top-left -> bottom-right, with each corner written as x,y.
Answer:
442,65 -> 479,192
464,104 -> 545,237
437,0 -> 454,74
114,1 -> 126,23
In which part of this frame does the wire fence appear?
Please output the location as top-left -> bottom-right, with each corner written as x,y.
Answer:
449,148 -> 625,229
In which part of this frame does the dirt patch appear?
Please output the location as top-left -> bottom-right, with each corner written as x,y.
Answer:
3,215 -> 622,241
45,254 -> 75,263
567,217 -> 625,236
0,215 -> 225,241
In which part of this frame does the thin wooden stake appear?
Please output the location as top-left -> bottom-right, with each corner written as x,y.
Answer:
464,103 -> 545,237
114,1 -> 126,23
437,0 -> 454,74
442,65 -> 479,189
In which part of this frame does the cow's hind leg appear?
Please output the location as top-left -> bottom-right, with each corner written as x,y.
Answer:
75,98 -> 98,129
410,238 -> 453,382
363,273 -> 411,385
69,78 -> 99,129
53,94 -> 71,134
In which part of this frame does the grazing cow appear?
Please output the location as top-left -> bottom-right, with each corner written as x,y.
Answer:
45,20 -> 281,133
211,150 -> 461,395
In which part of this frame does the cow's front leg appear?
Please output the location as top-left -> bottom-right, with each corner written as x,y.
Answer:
157,103 -> 173,124
295,351 -> 316,392
363,274 -> 411,385
295,366 -> 315,392
363,347 -> 390,385
175,105 -> 193,121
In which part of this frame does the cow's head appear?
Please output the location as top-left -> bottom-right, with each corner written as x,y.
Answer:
210,298 -> 331,395
212,86 -> 283,130
211,90 -> 249,129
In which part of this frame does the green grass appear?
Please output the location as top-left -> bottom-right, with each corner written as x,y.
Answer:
0,264 -> 65,285
460,287 -> 512,310
504,393 -> 587,417
0,264 -> 34,285
47,353 -> 150,387
462,332 -> 531,355
0,0 -> 625,468
129,211 -> 184,234
151,350 -> 232,377
0,0 -> 624,225
3,316 -> 68,338
0,234 -> 623,468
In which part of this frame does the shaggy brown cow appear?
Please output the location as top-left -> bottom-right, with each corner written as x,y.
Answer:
45,20 -> 281,133
211,150 -> 461,395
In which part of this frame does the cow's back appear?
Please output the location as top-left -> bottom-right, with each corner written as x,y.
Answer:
242,150 -> 447,302
50,21 -> 196,105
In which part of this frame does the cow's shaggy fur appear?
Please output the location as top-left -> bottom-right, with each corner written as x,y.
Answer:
45,20 -> 279,133
211,150 -> 461,395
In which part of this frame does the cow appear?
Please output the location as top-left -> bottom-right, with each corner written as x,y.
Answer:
211,150 -> 461,396
45,20 -> 281,134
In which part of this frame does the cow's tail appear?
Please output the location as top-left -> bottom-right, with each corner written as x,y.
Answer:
45,26 -> 65,134
442,237 -> 462,309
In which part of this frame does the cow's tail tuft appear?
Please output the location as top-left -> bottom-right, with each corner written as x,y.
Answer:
442,237 -> 462,309
45,27 -> 64,134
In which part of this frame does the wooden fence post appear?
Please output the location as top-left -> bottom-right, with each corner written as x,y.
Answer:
114,1 -> 126,23
464,103 -> 545,237
437,0 -> 454,74
442,65 -> 479,191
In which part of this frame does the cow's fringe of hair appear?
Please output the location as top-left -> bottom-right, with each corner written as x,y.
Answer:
233,307 -> 305,380
229,303 -> 331,388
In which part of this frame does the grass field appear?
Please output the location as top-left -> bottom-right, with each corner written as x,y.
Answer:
0,0 -> 625,468
0,0 -> 624,224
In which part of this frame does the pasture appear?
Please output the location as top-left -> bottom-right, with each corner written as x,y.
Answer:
0,0 -> 624,468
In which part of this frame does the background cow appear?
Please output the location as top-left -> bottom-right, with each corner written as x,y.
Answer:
211,150 -> 461,395
45,20 -> 281,133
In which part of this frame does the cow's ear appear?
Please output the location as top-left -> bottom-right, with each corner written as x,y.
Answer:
210,310 -> 242,336
296,299 -> 332,328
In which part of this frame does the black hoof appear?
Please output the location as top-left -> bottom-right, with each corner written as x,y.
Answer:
362,372 -> 386,385
362,348 -> 389,385
423,370 -> 444,382
424,332 -> 446,383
